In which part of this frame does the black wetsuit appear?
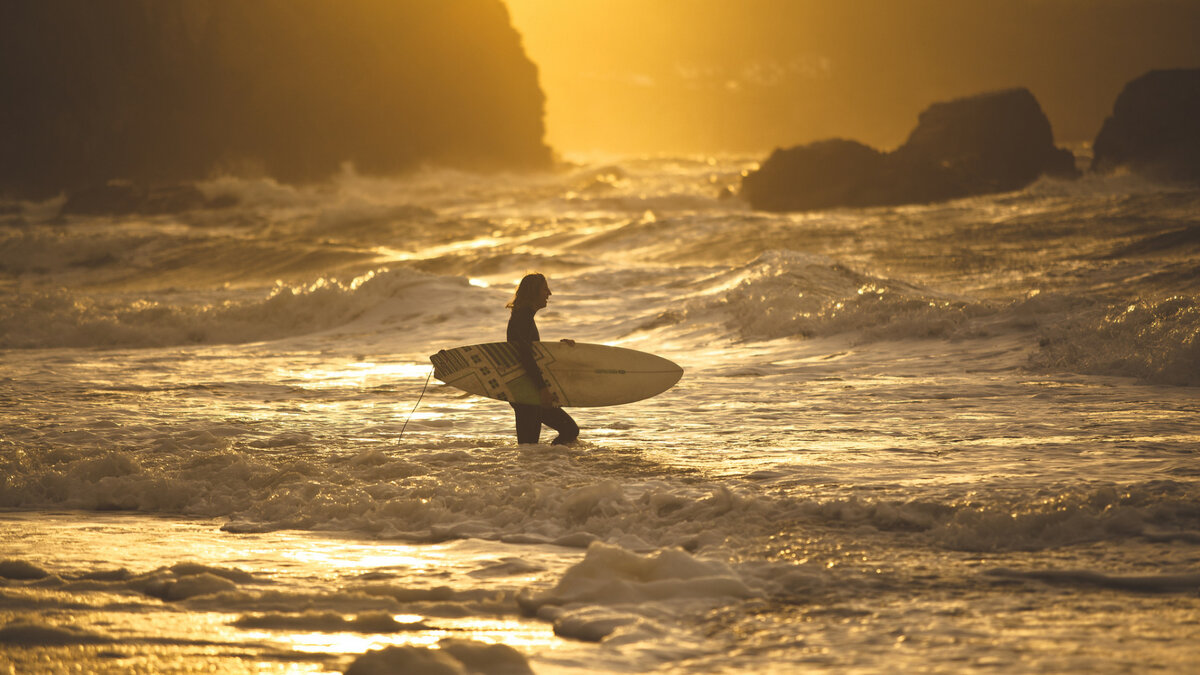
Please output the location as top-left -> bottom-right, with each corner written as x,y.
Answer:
507,306 -> 579,445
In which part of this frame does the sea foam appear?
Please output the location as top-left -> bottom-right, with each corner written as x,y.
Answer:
1033,295 -> 1200,385
0,267 -> 486,349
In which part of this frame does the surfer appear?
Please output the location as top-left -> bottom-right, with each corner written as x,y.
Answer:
507,273 -> 579,445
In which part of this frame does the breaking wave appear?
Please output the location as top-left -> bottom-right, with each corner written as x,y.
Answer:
4,436 -> 1196,556
1033,295 -> 1200,386
643,250 -> 998,343
0,267 -> 491,349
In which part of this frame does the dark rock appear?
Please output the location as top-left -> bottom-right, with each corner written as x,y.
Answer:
741,139 -> 888,212
61,182 -> 231,216
0,0 -> 551,200
741,88 -> 1078,212
61,183 -> 148,216
1092,69 -> 1200,182
897,88 -> 1079,191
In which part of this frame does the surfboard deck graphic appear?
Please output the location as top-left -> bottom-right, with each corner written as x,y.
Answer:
430,341 -> 683,407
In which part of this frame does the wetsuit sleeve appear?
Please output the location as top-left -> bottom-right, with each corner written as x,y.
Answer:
507,309 -> 547,389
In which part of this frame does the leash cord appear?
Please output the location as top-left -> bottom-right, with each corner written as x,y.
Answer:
397,367 -> 434,443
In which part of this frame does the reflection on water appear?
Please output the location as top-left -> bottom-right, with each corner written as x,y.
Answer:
2,159 -> 1198,672
0,512 -> 578,672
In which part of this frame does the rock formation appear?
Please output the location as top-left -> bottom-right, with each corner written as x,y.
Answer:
0,0 -> 552,200
741,88 -> 1078,212
60,182 -> 236,216
1092,69 -> 1200,182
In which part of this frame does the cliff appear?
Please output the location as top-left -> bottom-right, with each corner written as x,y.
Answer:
0,0 -> 552,199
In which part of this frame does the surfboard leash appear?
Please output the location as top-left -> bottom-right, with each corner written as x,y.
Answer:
397,366 -> 434,444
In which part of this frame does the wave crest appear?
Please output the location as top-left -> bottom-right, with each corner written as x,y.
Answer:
0,267 -> 474,349
660,251 -> 994,343
1033,295 -> 1200,385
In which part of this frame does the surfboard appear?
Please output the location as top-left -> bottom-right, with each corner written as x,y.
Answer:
429,341 -> 682,407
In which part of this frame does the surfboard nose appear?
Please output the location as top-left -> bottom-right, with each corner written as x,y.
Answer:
430,349 -> 465,380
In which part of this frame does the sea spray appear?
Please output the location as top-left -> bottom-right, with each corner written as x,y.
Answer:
2,158 -> 1198,672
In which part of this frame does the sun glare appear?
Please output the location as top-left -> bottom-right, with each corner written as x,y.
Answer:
505,0 -> 1200,153
278,362 -> 432,388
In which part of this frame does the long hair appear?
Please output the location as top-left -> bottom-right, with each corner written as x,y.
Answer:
507,273 -> 547,309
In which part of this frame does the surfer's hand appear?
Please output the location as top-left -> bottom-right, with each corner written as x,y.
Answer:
539,386 -> 557,407
560,338 -> 575,346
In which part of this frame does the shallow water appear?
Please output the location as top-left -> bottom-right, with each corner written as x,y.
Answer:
2,159 -> 1199,672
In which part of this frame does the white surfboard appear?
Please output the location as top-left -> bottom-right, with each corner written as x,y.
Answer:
430,341 -> 682,407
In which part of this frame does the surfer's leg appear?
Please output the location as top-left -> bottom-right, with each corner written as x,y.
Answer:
541,407 -> 579,445
510,403 -> 541,444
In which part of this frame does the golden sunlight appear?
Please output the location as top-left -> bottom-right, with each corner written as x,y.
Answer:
505,0 -> 1200,155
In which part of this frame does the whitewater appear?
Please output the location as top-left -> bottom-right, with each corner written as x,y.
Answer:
1,157 -> 1198,673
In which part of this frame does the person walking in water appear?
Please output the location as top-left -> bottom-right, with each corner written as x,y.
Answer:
507,273 -> 579,445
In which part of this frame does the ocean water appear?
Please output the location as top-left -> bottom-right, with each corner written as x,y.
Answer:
1,158 -> 1198,673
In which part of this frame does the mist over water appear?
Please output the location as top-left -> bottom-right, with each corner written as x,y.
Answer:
2,159 -> 1199,672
